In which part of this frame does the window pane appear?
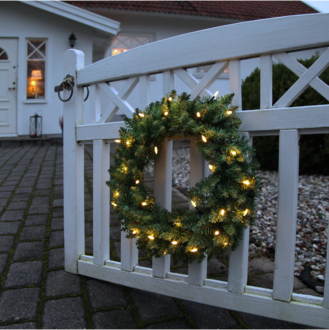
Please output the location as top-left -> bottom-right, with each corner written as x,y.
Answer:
0,48 -> 8,60
27,61 -> 45,99
27,40 -> 46,59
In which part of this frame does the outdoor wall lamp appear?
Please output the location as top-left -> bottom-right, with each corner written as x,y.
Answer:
68,33 -> 77,48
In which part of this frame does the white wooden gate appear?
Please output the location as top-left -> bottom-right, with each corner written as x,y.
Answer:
63,13 -> 329,328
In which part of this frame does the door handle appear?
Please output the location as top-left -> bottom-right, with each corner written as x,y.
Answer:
9,87 -> 16,90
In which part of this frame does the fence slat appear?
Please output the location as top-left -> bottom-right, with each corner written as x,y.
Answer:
139,75 -> 151,109
93,140 -> 110,266
229,60 -> 241,111
260,55 -> 273,109
63,49 -> 85,274
188,137 -> 207,285
89,84 -> 101,124
121,229 -> 138,272
163,70 -> 174,95
153,138 -> 173,278
228,132 -> 251,293
273,129 -> 299,302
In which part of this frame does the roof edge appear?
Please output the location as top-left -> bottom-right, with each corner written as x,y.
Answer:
21,0 -> 120,36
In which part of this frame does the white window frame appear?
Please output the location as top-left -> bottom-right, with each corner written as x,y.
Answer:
193,64 -> 229,80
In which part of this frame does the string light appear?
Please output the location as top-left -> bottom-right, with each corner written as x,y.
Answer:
135,180 -> 140,184
220,209 -> 225,216
210,91 -> 219,101
208,164 -> 216,172
115,139 -> 121,143
148,235 -> 154,240
191,248 -> 198,252
196,112 -> 201,118
164,111 -> 169,116
202,135 -> 207,142
168,97 -> 172,102
231,150 -> 237,156
111,202 -> 117,207
244,209 -> 249,216
154,146 -> 158,154
224,242 -> 228,246
138,113 -> 145,118
172,241 -> 178,245
243,180 -> 250,186
142,202 -> 147,206
126,141 -> 130,146
191,200 -> 197,207
132,230 -> 137,234
226,110 -> 232,115
215,231 -> 220,236
114,191 -> 119,197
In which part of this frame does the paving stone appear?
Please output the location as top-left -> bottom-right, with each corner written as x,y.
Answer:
36,183 -> 52,189
92,310 -> 137,329
85,210 -> 93,221
53,199 -> 63,207
0,288 -> 40,323
28,204 -> 49,214
0,192 -> 12,198
53,191 -> 63,199
110,226 -> 121,240
42,297 -> 86,329
50,218 -> 63,230
19,226 -> 46,241
4,261 -> 43,288
85,200 -> 93,210
54,186 -> 63,191
112,241 -> 121,261
13,242 -> 45,261
170,267 -> 188,274
32,196 -> 50,205
34,189 -> 51,197
25,215 -> 48,226
84,193 -> 92,200
139,259 -> 152,268
7,202 -> 28,210
87,279 -> 128,309
85,222 -> 93,236
249,257 -> 275,274
0,210 -> 24,221
15,187 -> 33,194
12,194 -> 30,201
85,237 -> 93,255
180,299 -> 238,329
0,222 -> 20,235
49,231 -> 64,248
0,236 -> 15,253
249,273 -> 307,291
0,185 -> 16,192
19,181 -> 34,187
207,256 -> 228,275
146,319 -> 191,329
45,270 -> 81,297
0,254 -> 8,274
48,248 -> 64,269
294,288 -> 320,297
52,208 -> 63,217
2,180 -> 19,186
0,322 -> 37,329
130,289 -> 181,322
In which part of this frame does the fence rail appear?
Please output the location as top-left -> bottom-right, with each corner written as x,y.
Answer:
63,13 -> 329,328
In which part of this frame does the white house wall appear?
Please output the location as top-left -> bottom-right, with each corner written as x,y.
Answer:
0,1 -> 93,136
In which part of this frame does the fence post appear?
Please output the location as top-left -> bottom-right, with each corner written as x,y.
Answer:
63,49 -> 85,273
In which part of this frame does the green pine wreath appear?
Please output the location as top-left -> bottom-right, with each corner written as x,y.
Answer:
108,91 -> 259,264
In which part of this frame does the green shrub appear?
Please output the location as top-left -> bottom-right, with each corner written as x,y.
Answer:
242,55 -> 329,174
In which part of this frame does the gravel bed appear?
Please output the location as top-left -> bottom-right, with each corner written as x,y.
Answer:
171,146 -> 328,283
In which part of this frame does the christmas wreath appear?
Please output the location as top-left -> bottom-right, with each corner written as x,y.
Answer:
108,91 -> 259,264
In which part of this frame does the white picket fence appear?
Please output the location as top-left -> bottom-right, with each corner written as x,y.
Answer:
63,13 -> 329,327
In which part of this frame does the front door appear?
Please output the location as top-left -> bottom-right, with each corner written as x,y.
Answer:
0,38 -> 17,136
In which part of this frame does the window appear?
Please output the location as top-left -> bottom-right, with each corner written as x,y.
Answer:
109,35 -> 151,56
0,48 -> 8,60
194,65 -> 229,79
26,40 -> 46,100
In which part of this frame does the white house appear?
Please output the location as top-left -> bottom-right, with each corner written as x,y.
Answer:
0,1 -> 119,137
66,1 -> 321,121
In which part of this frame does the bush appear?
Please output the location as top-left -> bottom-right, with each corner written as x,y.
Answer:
242,55 -> 329,174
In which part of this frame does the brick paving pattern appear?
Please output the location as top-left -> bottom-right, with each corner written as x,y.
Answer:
0,145 -> 319,329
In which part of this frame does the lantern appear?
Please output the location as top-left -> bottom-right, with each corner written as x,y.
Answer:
30,114 -> 42,138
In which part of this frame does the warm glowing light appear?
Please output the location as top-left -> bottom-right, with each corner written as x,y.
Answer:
168,97 -> 172,102
244,209 -> 249,216
148,236 -> 154,240
196,112 -> 201,117
224,242 -> 228,246
115,191 -> 119,197
213,91 -> 219,98
126,141 -> 130,146
111,202 -> 117,207
115,139 -> 121,143
154,146 -> 158,154
31,81 -> 36,86
191,200 -> 197,207
208,164 -> 215,172
226,110 -> 232,115
31,70 -> 42,78
191,248 -> 198,252
243,180 -> 250,186
132,230 -> 137,234
231,150 -> 237,156
172,241 -> 178,245
215,231 -> 220,236
142,202 -> 147,206
202,135 -> 207,143
164,111 -> 169,116
220,209 -> 225,216
138,113 -> 145,117
135,180 -> 140,184
123,166 -> 128,172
